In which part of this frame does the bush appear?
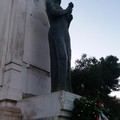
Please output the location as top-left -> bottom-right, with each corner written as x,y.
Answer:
71,97 -> 110,120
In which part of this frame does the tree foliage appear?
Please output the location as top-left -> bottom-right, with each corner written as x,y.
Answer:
71,54 -> 120,119
71,54 -> 120,98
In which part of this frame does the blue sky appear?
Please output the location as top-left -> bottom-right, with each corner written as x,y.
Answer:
62,0 -> 120,97
62,0 -> 120,66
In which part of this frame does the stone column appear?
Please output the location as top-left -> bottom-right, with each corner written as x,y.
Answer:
0,0 -> 50,119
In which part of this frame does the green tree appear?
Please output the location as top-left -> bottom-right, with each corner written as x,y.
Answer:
71,54 -> 120,119
71,54 -> 120,98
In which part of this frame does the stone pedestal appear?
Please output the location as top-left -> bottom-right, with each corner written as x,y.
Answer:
0,100 -> 22,120
17,91 -> 81,120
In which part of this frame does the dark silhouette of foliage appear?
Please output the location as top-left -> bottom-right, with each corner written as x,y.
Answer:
71,54 -> 120,98
71,54 -> 120,119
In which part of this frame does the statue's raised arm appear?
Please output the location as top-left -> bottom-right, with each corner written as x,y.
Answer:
46,0 -> 74,92
46,0 -> 73,16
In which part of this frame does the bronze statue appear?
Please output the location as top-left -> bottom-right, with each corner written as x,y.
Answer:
46,0 -> 74,92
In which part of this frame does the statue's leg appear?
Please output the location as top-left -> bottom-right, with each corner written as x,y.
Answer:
49,31 -> 70,91
48,32 -> 59,92
55,35 -> 68,91
65,34 -> 72,92
67,53 -> 72,92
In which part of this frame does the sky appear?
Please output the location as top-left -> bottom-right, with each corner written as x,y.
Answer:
62,0 -> 120,97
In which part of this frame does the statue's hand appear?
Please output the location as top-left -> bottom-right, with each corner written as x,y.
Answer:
66,2 -> 74,14
69,2 -> 74,8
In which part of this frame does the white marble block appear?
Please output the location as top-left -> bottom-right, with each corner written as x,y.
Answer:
0,0 -> 50,119
17,91 -> 81,120
0,0 -> 50,101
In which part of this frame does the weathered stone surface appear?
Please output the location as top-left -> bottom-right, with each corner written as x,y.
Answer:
0,0 -> 50,101
0,100 -> 22,120
17,91 -> 81,120
0,0 -> 14,86
23,0 -> 50,72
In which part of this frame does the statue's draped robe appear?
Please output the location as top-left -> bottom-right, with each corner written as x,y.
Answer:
46,1 -> 72,92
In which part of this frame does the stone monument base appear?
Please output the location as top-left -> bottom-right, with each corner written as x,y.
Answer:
0,100 -> 22,120
17,91 -> 81,120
